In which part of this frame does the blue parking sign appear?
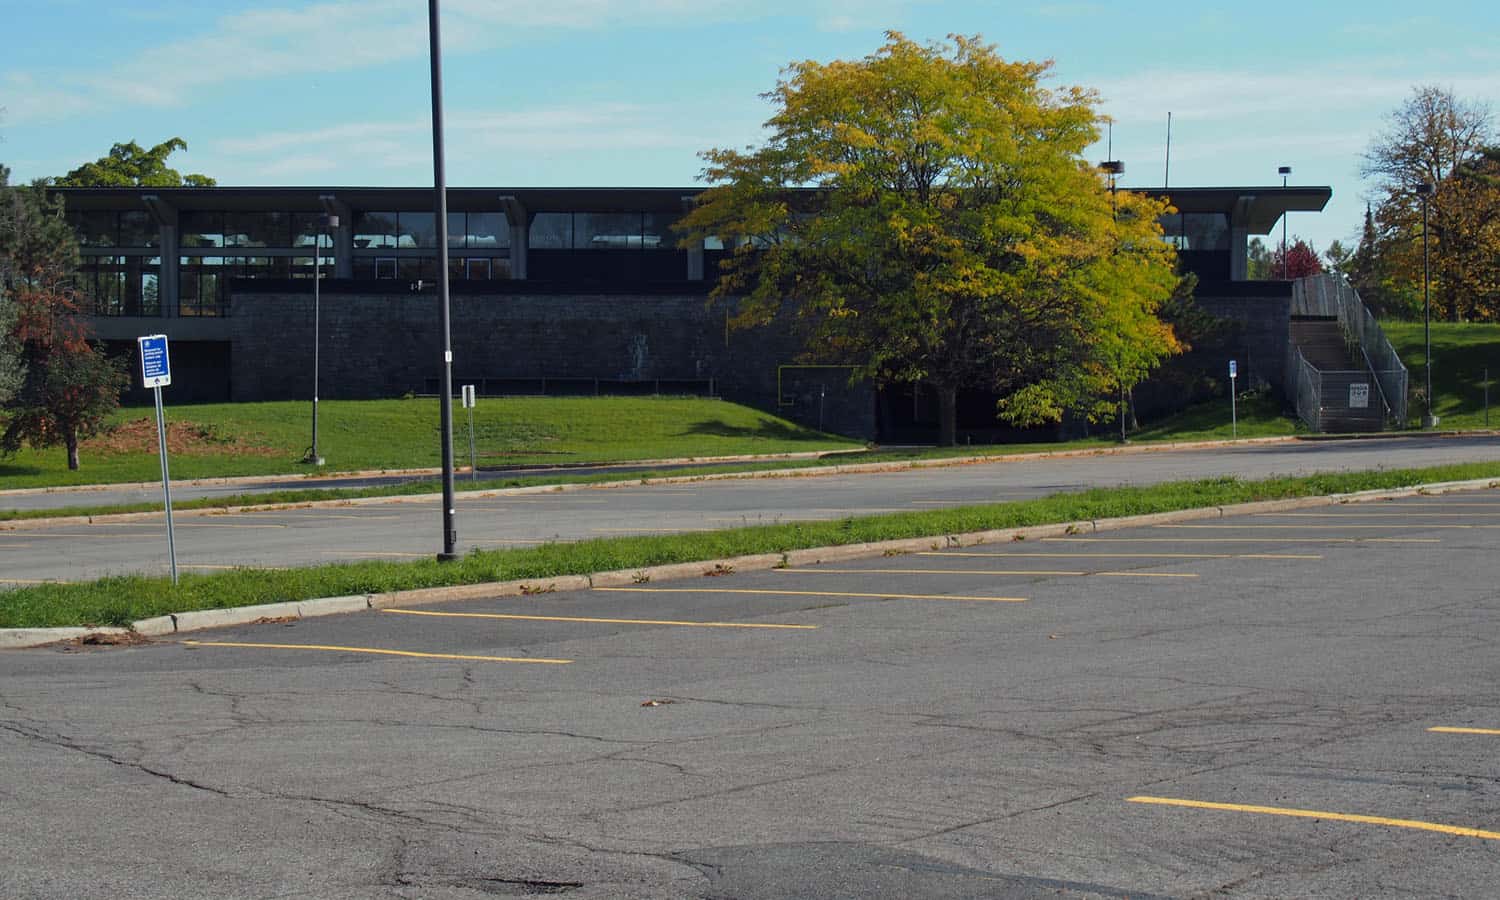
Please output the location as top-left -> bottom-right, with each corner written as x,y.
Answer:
138,334 -> 172,388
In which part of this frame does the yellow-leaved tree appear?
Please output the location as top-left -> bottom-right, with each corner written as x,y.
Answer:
679,32 -> 1182,444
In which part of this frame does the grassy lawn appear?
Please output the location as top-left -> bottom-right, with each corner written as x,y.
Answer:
0,396 -> 863,489
1382,321 -> 1500,429
0,393 -> 1306,520
3,462 -> 1494,629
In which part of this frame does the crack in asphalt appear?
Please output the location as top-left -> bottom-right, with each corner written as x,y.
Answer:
0,719 -> 233,797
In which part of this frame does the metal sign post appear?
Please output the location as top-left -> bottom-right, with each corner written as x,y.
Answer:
462,384 -> 477,482
1228,359 -> 1238,439
138,335 -> 178,585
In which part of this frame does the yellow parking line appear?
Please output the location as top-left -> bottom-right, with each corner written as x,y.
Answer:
1429,726 -> 1500,736
773,567 -> 1197,579
1159,524 -> 1488,530
1041,537 -> 1439,544
1127,796 -> 1500,841
383,608 -> 818,629
1259,512 -> 1500,519
108,521 -> 287,529
180,640 -> 571,664
245,512 -> 402,521
1,578 -> 66,584
921,551 -> 1321,560
2,531 -> 152,539
596,587 -> 1025,602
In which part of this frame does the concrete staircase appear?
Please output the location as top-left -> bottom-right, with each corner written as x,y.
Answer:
1288,316 -> 1385,432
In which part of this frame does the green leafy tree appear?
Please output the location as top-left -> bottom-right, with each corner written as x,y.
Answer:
1361,86 -> 1495,320
0,170 -> 127,470
0,167 -> 23,405
53,137 -> 216,187
1323,239 -> 1353,278
679,33 -> 1181,444
1246,237 -> 1274,280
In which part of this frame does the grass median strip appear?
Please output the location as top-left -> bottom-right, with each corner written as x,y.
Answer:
3,461 -> 1498,630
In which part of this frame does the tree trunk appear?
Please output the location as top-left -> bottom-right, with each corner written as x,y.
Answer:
937,384 -> 958,447
66,429 -> 80,471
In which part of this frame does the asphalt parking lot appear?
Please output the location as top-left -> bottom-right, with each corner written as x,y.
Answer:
3,488 -> 1500,898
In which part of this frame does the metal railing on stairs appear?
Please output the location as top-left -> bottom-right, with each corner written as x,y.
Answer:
1289,274 -> 1408,428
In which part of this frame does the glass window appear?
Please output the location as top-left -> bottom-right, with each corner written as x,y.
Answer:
225,211 -> 290,248
447,212 -> 466,248
181,211 -> 225,249
397,212 -> 436,248
375,257 -> 398,279
140,259 -> 161,316
703,236 -> 727,251
118,211 -> 157,247
398,256 -> 436,282
465,212 -> 508,249
641,212 -> 678,250
70,211 -> 117,247
575,212 -> 642,249
354,212 -> 398,250
1157,213 -> 1183,249
1181,213 -> 1229,251
529,212 -> 572,249
292,213 -> 336,249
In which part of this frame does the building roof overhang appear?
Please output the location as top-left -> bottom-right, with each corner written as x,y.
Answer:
51,184 -> 1333,234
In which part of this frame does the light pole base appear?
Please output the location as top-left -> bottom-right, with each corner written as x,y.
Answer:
436,552 -> 461,563
1422,415 -> 1441,429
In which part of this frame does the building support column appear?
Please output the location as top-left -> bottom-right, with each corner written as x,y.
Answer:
320,195 -> 354,278
499,195 -> 527,279
142,195 -> 178,318
682,195 -> 703,281
1230,196 -> 1254,281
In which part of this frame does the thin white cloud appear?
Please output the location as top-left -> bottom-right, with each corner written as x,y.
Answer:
1098,65 -> 1500,126
0,0 -> 769,125
204,101 -> 734,182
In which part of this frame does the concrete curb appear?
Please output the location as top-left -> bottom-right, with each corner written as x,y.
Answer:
6,476 -> 1498,650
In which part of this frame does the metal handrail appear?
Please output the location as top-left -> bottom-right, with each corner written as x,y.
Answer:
1291,274 -> 1408,427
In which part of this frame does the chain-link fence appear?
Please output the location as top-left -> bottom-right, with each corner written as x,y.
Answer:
1284,344 -> 1324,431
1291,274 -> 1408,426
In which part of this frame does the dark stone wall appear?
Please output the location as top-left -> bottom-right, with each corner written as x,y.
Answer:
230,290 -> 877,440
1193,294 -> 1292,392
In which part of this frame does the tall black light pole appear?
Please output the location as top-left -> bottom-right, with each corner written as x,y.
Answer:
1416,181 -> 1435,428
308,213 -> 337,467
1278,165 -> 1292,278
428,0 -> 458,560
1100,158 -> 1126,442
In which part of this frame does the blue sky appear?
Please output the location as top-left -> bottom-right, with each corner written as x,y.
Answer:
2,1 -> 1496,252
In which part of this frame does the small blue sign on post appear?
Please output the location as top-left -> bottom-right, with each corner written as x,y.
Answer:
137,334 -> 178,584
138,334 -> 171,388
1228,359 -> 1237,379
